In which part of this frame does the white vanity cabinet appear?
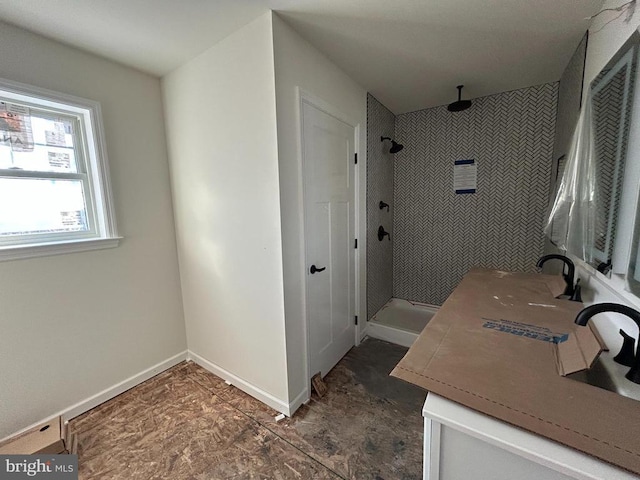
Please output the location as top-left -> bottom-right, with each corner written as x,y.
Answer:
422,393 -> 638,480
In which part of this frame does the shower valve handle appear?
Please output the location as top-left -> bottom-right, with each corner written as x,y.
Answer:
378,226 -> 391,241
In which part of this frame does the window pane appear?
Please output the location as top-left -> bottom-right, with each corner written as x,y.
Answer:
0,144 -> 78,174
31,116 -> 75,149
0,108 -> 77,173
0,177 -> 89,237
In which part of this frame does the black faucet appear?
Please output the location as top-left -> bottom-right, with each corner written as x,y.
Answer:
575,303 -> 640,384
536,254 -> 575,297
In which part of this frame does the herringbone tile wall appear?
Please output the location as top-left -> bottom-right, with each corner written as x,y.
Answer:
366,94 -> 396,319
392,83 -> 559,305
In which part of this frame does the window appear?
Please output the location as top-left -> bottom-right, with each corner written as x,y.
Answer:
0,78 -> 119,260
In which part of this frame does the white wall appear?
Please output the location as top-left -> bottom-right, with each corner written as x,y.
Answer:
572,3 -> 640,348
162,13 -> 290,406
0,22 -> 186,438
271,13 -> 368,408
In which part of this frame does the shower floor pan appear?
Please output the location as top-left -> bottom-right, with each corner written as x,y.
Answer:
368,298 -> 439,348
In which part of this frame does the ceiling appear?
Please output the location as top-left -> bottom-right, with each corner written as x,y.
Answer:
0,0 -> 604,114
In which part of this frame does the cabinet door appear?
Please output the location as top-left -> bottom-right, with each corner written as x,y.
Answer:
435,426 -> 574,480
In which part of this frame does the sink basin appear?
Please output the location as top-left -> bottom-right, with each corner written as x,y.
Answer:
567,350 -> 640,402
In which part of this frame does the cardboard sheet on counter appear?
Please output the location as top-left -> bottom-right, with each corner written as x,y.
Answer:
392,268 -> 640,476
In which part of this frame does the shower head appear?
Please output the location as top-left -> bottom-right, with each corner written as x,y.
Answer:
447,85 -> 472,112
381,136 -> 404,154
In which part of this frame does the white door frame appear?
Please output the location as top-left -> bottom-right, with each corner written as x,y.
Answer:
297,88 -> 362,396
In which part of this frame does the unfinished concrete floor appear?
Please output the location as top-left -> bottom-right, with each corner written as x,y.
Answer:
69,338 -> 426,479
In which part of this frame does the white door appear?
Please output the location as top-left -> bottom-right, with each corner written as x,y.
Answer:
302,99 -> 356,379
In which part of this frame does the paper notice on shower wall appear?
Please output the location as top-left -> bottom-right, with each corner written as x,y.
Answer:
454,159 -> 477,194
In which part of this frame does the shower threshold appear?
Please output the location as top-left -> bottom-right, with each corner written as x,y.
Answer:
368,298 -> 439,348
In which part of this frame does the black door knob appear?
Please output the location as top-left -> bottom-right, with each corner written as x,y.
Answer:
310,265 -> 326,274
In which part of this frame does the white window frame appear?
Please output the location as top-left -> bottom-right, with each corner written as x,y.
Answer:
0,77 -> 120,261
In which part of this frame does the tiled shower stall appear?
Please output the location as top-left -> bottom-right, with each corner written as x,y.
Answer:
366,83 -> 560,337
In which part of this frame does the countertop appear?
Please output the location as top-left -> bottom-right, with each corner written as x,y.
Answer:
392,268 -> 640,476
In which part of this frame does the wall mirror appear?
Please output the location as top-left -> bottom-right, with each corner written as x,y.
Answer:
561,31 -> 640,277
589,32 -> 638,268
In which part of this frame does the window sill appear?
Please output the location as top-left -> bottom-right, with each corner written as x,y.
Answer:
0,237 -> 122,262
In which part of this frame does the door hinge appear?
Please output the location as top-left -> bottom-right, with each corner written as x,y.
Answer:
354,239 -> 358,249
355,315 -> 358,326
354,153 -> 358,164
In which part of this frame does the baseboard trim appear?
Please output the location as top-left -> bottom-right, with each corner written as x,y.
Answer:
367,322 -> 418,348
359,323 -> 368,343
187,351 -> 290,416
0,350 -> 188,444
288,388 -> 309,415
3,350 -> 302,443
62,350 -> 189,422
